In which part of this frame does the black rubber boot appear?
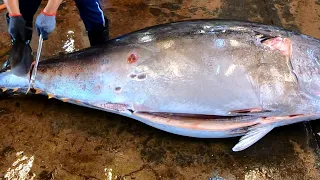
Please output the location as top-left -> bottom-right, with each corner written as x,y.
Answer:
87,17 -> 110,47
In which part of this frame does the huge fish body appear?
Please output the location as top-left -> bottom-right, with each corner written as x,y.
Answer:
1,19 -> 320,151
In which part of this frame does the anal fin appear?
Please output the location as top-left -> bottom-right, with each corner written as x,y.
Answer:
232,125 -> 274,152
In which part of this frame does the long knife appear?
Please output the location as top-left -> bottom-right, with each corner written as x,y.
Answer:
26,34 -> 43,94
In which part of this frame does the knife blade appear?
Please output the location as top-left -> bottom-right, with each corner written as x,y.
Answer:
26,34 -> 43,94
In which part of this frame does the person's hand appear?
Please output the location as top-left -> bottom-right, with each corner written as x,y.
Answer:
8,14 -> 27,42
35,11 -> 56,40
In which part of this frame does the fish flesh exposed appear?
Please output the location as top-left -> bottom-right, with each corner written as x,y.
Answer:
0,19 -> 320,151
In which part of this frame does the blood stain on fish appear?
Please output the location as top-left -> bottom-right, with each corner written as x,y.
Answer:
288,114 -> 304,118
128,53 -> 138,63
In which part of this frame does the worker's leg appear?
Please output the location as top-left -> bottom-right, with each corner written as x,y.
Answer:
74,0 -> 109,46
6,0 -> 42,43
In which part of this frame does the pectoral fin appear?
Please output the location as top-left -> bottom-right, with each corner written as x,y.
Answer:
232,125 -> 274,152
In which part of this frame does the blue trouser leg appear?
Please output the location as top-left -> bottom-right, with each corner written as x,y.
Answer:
74,0 -> 109,46
74,0 -> 106,31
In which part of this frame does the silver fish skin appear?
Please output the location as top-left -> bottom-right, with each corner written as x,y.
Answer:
1,19 -> 320,151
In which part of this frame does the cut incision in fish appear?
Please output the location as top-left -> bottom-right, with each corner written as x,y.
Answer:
229,108 -> 272,114
262,37 -> 292,57
132,112 -> 261,133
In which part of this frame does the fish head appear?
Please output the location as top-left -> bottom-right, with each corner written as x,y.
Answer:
290,34 -> 320,98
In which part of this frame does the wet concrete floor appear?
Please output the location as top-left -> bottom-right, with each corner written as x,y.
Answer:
0,0 -> 320,179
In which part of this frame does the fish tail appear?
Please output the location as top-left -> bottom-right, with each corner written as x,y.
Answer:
0,66 -> 30,96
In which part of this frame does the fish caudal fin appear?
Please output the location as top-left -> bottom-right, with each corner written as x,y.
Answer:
232,124 -> 274,151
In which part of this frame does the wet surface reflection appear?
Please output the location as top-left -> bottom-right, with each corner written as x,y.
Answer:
4,151 -> 35,179
0,0 -> 320,179
63,30 -> 78,53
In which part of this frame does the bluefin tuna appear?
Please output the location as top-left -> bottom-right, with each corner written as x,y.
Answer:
0,19 -> 320,151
